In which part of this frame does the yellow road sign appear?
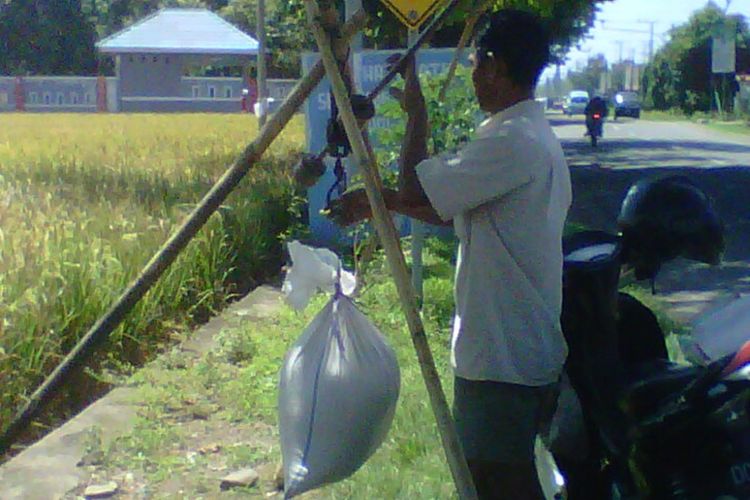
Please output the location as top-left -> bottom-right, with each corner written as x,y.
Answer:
379,0 -> 446,29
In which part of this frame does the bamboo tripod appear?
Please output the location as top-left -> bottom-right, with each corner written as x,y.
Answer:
3,3 -> 480,498
304,1 -> 477,498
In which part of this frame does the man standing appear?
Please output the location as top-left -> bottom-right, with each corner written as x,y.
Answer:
330,9 -> 571,499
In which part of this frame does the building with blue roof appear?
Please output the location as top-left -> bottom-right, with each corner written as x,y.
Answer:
1,8 -> 297,114
96,8 -> 263,112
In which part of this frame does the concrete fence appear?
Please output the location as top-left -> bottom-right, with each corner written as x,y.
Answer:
0,76 -> 298,113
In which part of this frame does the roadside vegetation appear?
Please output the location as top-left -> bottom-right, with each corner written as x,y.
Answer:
80,238 -> 456,498
639,109 -> 750,135
83,235 -> 687,499
0,113 -> 304,445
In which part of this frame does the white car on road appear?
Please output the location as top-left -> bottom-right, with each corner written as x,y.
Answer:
563,90 -> 590,116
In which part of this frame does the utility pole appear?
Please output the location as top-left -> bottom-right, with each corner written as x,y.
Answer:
256,0 -> 268,127
600,20 -> 659,62
636,19 -> 657,61
614,40 -> 624,63
648,21 -> 655,61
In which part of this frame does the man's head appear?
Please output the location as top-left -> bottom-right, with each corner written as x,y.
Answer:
471,9 -> 551,113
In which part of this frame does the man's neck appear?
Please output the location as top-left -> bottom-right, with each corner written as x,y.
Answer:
486,88 -> 534,114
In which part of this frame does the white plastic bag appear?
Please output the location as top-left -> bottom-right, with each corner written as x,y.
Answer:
281,240 -> 356,311
278,241 -> 400,498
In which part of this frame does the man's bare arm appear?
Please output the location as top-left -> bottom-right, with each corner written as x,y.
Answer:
386,189 -> 450,226
327,187 -> 450,227
327,55 -> 451,228
397,59 -> 432,206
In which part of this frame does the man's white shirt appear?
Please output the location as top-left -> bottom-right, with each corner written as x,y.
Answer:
416,99 -> 572,386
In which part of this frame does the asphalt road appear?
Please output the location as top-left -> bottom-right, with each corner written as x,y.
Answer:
551,114 -> 750,321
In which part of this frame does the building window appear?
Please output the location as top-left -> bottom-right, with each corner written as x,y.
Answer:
57,93 -> 65,105
208,86 -> 216,98
0,92 -> 7,105
224,87 -> 232,98
129,56 -> 134,63
152,56 -> 158,63
43,92 -> 51,105
192,86 -> 200,98
165,57 -> 170,64
140,55 -> 146,63
29,92 -> 38,104
85,93 -> 92,104
71,92 -> 79,104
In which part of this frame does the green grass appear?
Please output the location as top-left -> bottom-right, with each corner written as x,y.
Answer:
94,234 -> 688,498
97,237 -> 457,498
640,109 -> 694,122
641,109 -> 750,136
0,113 -> 305,441
705,121 -> 750,136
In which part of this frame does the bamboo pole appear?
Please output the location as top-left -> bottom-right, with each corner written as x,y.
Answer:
437,0 -> 490,102
304,1 -> 477,498
0,10 -> 369,457
365,0 -> 462,101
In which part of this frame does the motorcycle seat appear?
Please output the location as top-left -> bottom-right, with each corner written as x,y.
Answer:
620,360 -> 701,422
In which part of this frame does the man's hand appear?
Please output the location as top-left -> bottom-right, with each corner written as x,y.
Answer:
386,53 -> 426,115
327,189 -> 372,226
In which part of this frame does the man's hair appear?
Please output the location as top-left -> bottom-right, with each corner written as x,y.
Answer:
476,9 -> 551,88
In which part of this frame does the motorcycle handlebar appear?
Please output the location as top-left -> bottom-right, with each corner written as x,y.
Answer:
637,353 -> 736,436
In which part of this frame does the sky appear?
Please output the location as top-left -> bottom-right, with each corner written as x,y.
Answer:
541,0 -> 750,80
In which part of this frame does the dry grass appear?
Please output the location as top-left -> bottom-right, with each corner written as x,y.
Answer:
0,113 -> 305,441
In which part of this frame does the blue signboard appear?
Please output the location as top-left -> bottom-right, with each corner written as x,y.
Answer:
301,52 -> 342,246
302,49 -> 471,245
354,48 -> 471,137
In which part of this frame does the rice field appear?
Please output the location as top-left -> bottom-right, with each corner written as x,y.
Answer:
0,113 -> 305,441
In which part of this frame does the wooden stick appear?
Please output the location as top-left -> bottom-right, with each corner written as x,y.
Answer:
0,10 -> 369,457
366,0 -> 462,101
304,1 -> 478,498
437,0 -> 490,102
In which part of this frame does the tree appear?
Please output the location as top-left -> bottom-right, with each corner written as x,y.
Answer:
2,0 -> 611,77
642,1 -> 750,113
566,53 -> 608,94
0,0 -> 98,75
221,0 -> 613,77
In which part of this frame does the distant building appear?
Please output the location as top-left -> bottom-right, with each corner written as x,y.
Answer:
0,8 -> 297,113
97,8 -> 259,112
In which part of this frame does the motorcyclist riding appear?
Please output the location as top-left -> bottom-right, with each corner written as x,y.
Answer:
584,95 -> 608,146
585,95 -> 608,116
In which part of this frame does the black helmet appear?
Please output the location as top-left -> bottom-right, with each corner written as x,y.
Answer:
617,176 -> 724,281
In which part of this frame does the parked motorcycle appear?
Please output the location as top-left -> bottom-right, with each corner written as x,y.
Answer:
551,175 -> 747,499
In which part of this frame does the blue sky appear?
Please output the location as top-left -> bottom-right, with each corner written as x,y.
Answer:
542,0 -> 750,79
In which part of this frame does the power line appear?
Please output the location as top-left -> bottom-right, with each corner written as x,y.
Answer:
598,19 -> 660,61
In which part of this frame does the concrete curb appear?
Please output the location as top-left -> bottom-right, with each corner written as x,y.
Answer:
0,286 -> 283,500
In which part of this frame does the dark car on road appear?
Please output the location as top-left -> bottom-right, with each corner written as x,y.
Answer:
614,91 -> 641,119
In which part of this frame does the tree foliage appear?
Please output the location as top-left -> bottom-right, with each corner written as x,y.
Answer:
565,53 -> 607,95
1,0 -> 611,77
375,66 -> 479,169
0,0 -> 98,75
641,1 -> 750,114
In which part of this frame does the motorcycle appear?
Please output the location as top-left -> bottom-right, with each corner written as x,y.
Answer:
585,112 -> 604,147
549,175 -> 750,499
